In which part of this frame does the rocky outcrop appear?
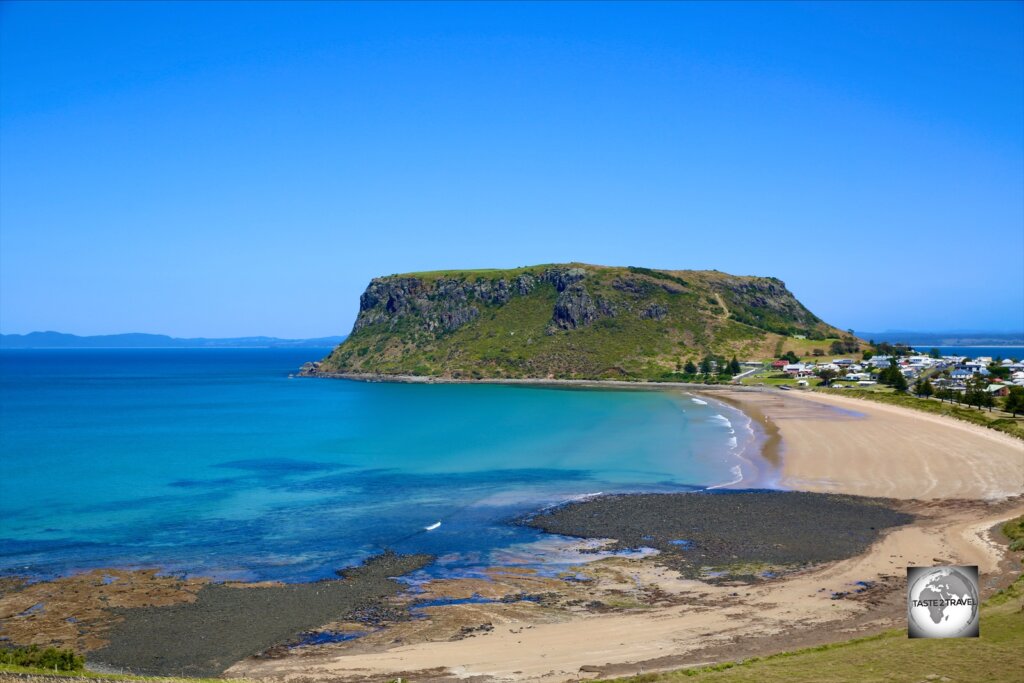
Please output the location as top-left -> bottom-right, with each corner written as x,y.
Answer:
352,267 -> 600,337
710,275 -> 822,331
297,361 -> 321,376
640,303 -> 668,321
353,277 -> 507,334
540,267 -> 586,292
551,282 -> 598,330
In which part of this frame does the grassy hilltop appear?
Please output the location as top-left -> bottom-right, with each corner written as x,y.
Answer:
316,263 -> 857,380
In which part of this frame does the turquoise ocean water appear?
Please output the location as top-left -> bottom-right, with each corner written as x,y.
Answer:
0,349 -> 755,583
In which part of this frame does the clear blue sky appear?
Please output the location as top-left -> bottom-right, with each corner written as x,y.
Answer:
2,1 -> 1021,338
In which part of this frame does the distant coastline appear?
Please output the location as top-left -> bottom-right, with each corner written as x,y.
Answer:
0,331 -> 346,349
857,331 -> 1024,346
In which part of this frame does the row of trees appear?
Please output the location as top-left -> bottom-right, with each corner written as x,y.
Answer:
930,382 -> 1024,415
677,355 -> 742,379
934,387 -> 997,411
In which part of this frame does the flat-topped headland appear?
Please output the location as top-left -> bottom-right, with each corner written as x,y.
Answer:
303,263 -> 860,382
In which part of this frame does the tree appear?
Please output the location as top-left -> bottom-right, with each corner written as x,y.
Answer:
699,356 -> 713,376
782,350 -> 800,364
929,348 -> 941,359
878,358 -> 898,385
913,378 -> 934,398
1004,387 -> 1024,416
729,356 -> 741,375
892,371 -> 908,392
988,364 -> 1011,380
684,360 -> 697,375
816,368 -> 839,386
880,358 -> 908,391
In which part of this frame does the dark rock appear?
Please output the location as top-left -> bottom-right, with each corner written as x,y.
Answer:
522,491 -> 913,581
353,277 -> 481,335
640,303 -> 668,321
612,277 -> 651,296
552,283 -> 598,329
297,361 -> 321,376
513,273 -> 536,295
90,551 -> 432,677
597,297 -> 619,317
541,267 -> 587,292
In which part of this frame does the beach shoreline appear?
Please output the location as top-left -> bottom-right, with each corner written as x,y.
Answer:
3,382 -> 1022,681
222,384 -> 1022,682
715,388 -> 1023,501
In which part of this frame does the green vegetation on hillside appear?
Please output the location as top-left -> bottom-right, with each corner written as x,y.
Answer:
317,264 -> 856,380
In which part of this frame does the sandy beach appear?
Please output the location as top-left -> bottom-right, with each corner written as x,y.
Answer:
224,388 -> 1024,683
716,389 -> 1024,500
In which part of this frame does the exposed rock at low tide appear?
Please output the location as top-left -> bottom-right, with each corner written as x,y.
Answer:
522,491 -> 914,580
88,552 -> 432,677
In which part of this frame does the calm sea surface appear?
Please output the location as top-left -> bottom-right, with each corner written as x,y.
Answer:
0,349 -> 752,583
930,346 -> 1024,360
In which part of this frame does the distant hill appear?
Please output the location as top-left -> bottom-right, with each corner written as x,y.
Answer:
310,263 -> 858,381
858,331 -> 1024,346
0,331 -> 346,349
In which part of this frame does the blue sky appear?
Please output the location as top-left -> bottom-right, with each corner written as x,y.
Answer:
2,1 -> 1021,337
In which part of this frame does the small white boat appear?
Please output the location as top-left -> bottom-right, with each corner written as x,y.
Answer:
424,521 -> 441,531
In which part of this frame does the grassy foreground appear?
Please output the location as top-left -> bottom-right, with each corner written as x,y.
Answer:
813,387 -> 1024,440
0,668 -> 240,683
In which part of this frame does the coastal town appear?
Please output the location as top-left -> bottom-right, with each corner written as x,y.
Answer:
746,347 -> 1024,415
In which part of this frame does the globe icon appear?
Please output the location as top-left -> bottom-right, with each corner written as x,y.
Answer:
908,567 -> 979,638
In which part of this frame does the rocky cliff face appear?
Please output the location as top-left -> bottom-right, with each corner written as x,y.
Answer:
352,266 -> 607,336
315,263 -> 851,380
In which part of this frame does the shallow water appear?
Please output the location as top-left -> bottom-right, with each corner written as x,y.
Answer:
0,349 -> 755,582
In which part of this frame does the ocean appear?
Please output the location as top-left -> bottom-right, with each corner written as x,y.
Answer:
0,349 -> 754,583
929,346 -> 1024,360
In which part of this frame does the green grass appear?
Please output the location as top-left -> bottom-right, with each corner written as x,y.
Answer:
0,664 -> 247,683
814,387 -> 1024,440
1003,516 -> 1024,553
